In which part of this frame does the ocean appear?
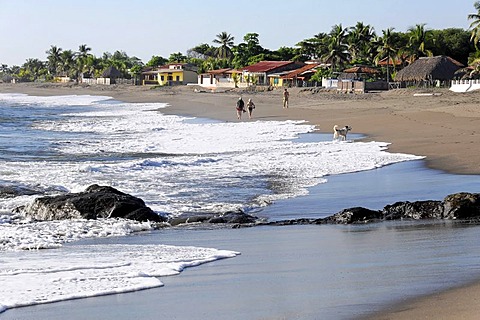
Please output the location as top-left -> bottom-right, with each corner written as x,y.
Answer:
1,93 -> 480,319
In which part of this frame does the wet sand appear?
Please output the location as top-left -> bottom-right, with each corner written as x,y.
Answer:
1,82 -> 480,319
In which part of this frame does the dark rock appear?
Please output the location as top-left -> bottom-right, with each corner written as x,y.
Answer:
168,210 -> 258,226
123,207 -> 163,222
263,218 -> 316,226
254,192 -> 480,227
383,200 -> 443,220
208,211 -> 257,224
18,184 -> 165,222
0,185 -> 41,198
382,201 -> 406,220
168,215 -> 211,226
0,184 -> 67,198
443,192 -> 480,219
324,207 -> 383,224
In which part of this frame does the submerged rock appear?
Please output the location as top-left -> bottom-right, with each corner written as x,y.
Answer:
168,210 -> 258,227
443,192 -> 480,219
17,184 -> 165,222
326,192 -> 480,224
383,200 -> 443,220
263,192 -> 480,226
322,207 -> 383,224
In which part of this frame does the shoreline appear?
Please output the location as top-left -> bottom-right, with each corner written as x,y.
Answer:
1,82 -> 480,174
1,82 -> 480,319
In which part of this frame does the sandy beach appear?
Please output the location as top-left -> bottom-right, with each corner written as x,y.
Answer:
1,82 -> 480,319
2,82 -> 479,176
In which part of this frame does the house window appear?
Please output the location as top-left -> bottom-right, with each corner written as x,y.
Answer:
160,75 -> 164,81
176,76 -> 180,81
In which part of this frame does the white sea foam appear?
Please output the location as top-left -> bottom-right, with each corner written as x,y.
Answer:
0,93 -> 424,251
0,94 -> 422,213
0,93 -> 113,106
0,93 -> 424,313
0,218 -> 154,251
0,243 -> 239,313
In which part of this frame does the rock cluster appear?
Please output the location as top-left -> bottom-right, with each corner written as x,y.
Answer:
267,192 -> 480,225
15,185 -> 480,227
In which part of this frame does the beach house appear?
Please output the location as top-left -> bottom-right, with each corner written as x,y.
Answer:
142,63 -> 198,86
197,68 -> 240,88
240,61 -> 305,87
280,63 -> 320,87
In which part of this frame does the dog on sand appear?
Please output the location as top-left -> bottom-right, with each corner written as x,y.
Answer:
333,125 -> 352,141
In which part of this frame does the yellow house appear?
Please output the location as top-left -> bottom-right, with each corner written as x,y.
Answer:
142,63 -> 198,86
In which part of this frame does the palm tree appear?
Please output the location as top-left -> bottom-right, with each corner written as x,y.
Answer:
0,64 -> 9,73
59,50 -> 75,77
45,45 -> 62,76
375,28 -> 397,85
296,32 -> 328,60
83,55 -> 101,78
168,52 -> 187,63
468,1 -> 480,48
406,24 -> 433,61
213,32 -> 235,59
323,24 -> 349,72
21,58 -> 46,81
347,22 -> 376,64
77,44 -> 91,59
76,44 -> 92,82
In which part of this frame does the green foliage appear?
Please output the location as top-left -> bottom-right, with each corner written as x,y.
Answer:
276,46 -> 300,61
188,43 -> 215,59
232,72 -> 239,88
212,32 -> 235,59
310,68 -> 333,82
146,55 -> 168,67
430,28 -> 473,65
323,24 -> 350,71
468,1 -> 480,48
168,52 -> 187,63
406,24 -> 434,59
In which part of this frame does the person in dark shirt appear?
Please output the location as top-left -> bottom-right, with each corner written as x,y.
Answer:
236,97 -> 245,119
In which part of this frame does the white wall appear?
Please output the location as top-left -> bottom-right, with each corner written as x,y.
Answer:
450,79 -> 480,92
322,78 -> 338,88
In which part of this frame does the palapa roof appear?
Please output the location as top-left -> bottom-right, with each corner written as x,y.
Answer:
395,56 -> 463,82
102,66 -> 122,78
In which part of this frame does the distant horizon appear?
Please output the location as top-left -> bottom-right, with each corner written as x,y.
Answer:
0,0 -> 476,66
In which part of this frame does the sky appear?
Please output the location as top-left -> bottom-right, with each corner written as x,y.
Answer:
0,0 -> 477,66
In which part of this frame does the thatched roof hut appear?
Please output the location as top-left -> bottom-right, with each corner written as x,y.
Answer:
102,66 -> 122,79
395,56 -> 463,82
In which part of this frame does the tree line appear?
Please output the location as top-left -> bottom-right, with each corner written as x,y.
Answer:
2,2 -> 480,83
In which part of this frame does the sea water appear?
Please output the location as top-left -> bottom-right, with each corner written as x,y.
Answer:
0,93 -> 478,316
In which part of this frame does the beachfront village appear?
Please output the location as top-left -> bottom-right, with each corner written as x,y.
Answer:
2,2 -> 480,93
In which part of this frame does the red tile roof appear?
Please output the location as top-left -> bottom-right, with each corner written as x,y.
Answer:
242,61 -> 294,73
282,63 -> 318,79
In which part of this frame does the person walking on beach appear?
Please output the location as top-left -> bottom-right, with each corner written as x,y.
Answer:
283,88 -> 289,108
236,97 -> 245,119
246,98 -> 255,119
